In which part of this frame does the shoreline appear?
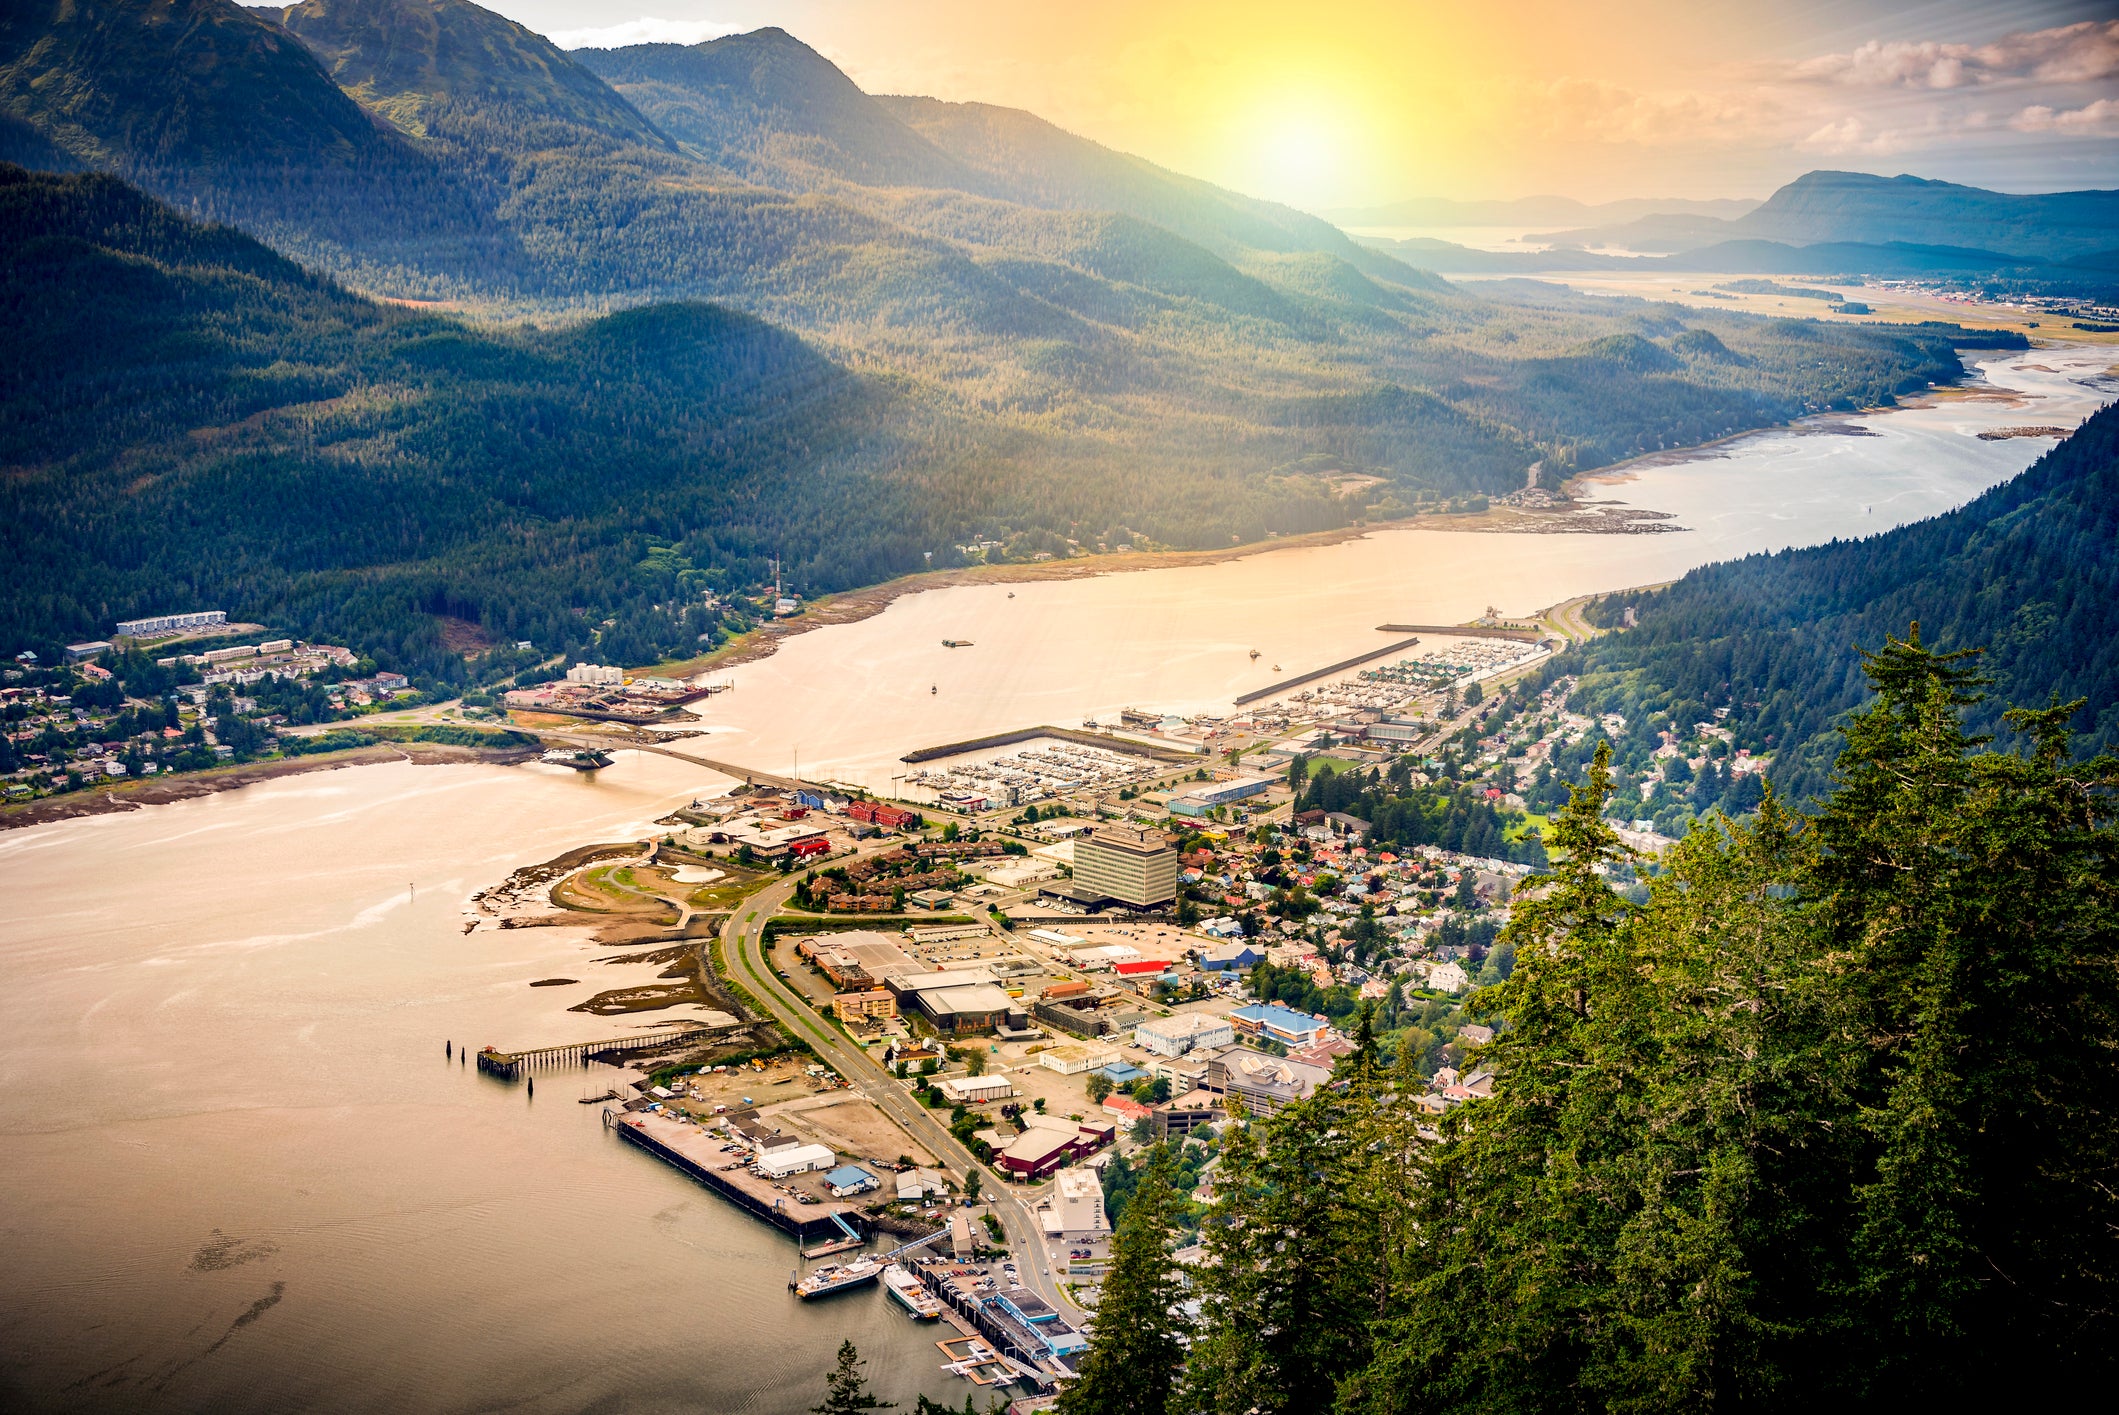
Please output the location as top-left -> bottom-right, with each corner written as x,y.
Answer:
0,741 -> 539,834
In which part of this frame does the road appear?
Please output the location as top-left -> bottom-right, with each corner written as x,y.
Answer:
718,876 -> 1080,1319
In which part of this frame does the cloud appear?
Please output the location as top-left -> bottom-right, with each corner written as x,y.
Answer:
1795,117 -> 1915,157
2011,98 -> 2119,136
1534,77 -> 1783,148
1794,20 -> 2119,90
547,17 -> 739,51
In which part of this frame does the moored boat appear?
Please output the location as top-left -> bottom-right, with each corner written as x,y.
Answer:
883,1263 -> 942,1319
792,1256 -> 883,1299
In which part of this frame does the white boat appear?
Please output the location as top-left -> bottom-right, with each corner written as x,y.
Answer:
791,1256 -> 883,1299
883,1262 -> 942,1319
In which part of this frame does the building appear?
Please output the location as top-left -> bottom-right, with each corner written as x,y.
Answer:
847,799 -> 920,830
937,1074 -> 1016,1104
907,888 -> 957,910
887,968 -> 1017,1035
757,1142 -> 836,1178
1153,1090 -> 1220,1139
1102,1094 -> 1153,1123
565,663 -> 624,686
1134,1012 -> 1236,1058
1198,941 -> 1264,971
1168,774 -> 1275,817
1230,1003 -> 1332,1048
897,1167 -> 949,1201
1324,812 -> 1372,840
727,1111 -> 801,1154
115,610 -> 226,637
1428,962 -> 1471,993
1039,1167 -> 1110,1237
1203,1048 -> 1334,1115
995,1117 -> 1115,1181
824,1164 -> 879,1197
1070,826 -> 1178,908
64,641 -> 113,663
1036,1043 -> 1122,1075
832,989 -> 898,1024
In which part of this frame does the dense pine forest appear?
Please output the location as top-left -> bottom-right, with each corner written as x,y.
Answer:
1550,399 -> 2119,805
1060,640 -> 2119,1410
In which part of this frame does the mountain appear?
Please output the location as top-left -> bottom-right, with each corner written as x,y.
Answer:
1730,171 -> 2119,262
570,30 -> 978,192
0,0 -> 501,277
1553,398 -> 2119,810
577,27 -> 1411,283
277,0 -> 667,147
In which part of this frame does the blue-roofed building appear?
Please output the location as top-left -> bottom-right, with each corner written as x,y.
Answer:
1198,940 -> 1264,971
823,1164 -> 879,1197
1230,1003 -> 1331,1048
1096,1062 -> 1144,1085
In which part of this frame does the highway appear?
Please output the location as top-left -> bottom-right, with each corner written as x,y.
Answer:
718,876 -> 1081,1319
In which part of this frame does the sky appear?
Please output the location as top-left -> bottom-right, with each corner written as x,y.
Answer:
487,1 -> 2119,211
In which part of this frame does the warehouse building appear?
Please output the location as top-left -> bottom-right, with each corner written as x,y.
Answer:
937,1074 -> 1016,1104
886,967 -> 1018,1035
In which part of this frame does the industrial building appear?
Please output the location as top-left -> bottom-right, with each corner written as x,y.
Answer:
757,1142 -> 836,1178
1134,1012 -> 1236,1058
1168,774 -> 1275,817
936,1074 -> 1016,1104
1069,825 -> 1178,908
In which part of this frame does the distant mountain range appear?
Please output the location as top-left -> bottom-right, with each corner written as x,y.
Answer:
1322,194 -> 1760,229
1355,171 -> 2119,292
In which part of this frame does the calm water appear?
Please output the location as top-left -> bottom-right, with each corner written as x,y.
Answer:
0,342 -> 2111,1413
679,346 -> 2117,789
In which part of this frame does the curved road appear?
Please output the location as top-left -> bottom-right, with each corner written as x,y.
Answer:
719,879 -> 1079,1319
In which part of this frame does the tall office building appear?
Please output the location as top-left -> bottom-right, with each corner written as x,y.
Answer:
1072,825 -> 1178,907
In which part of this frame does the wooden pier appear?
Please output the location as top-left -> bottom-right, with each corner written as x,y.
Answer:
475,1022 -> 729,1080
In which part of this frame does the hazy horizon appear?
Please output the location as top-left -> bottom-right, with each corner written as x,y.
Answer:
482,0 -> 2119,211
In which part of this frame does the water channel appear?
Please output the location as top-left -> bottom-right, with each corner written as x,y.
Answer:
0,343 -> 2111,1412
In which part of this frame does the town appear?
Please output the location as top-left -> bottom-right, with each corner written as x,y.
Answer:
441,607 -> 1788,1409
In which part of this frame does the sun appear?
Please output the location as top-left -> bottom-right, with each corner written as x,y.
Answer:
1229,95 -> 1366,209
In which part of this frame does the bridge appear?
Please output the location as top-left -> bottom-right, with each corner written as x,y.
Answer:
1373,622 -> 1554,643
475,1022 -> 736,1080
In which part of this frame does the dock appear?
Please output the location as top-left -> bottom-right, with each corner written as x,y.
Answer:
1374,622 -> 1553,643
607,1108 -> 872,1246
475,1022 -> 729,1080
1233,637 -> 1424,706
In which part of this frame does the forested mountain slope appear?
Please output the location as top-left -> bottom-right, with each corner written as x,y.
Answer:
1560,398 -> 2119,803
0,0 -> 504,276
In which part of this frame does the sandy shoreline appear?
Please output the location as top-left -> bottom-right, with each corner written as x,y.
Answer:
0,741 -> 539,834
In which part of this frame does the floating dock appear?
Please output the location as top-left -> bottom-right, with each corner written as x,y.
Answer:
608,1108 -> 871,1247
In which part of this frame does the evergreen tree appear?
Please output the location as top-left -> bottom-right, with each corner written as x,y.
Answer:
813,1340 -> 893,1415
1058,1145 -> 1188,1415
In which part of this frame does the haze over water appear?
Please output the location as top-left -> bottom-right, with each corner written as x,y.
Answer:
0,343 -> 2110,1414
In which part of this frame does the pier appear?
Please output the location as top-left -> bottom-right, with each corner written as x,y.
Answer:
1234,637 -> 1424,706
607,1107 -> 874,1246
474,1022 -> 728,1080
1374,622 -> 1553,644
